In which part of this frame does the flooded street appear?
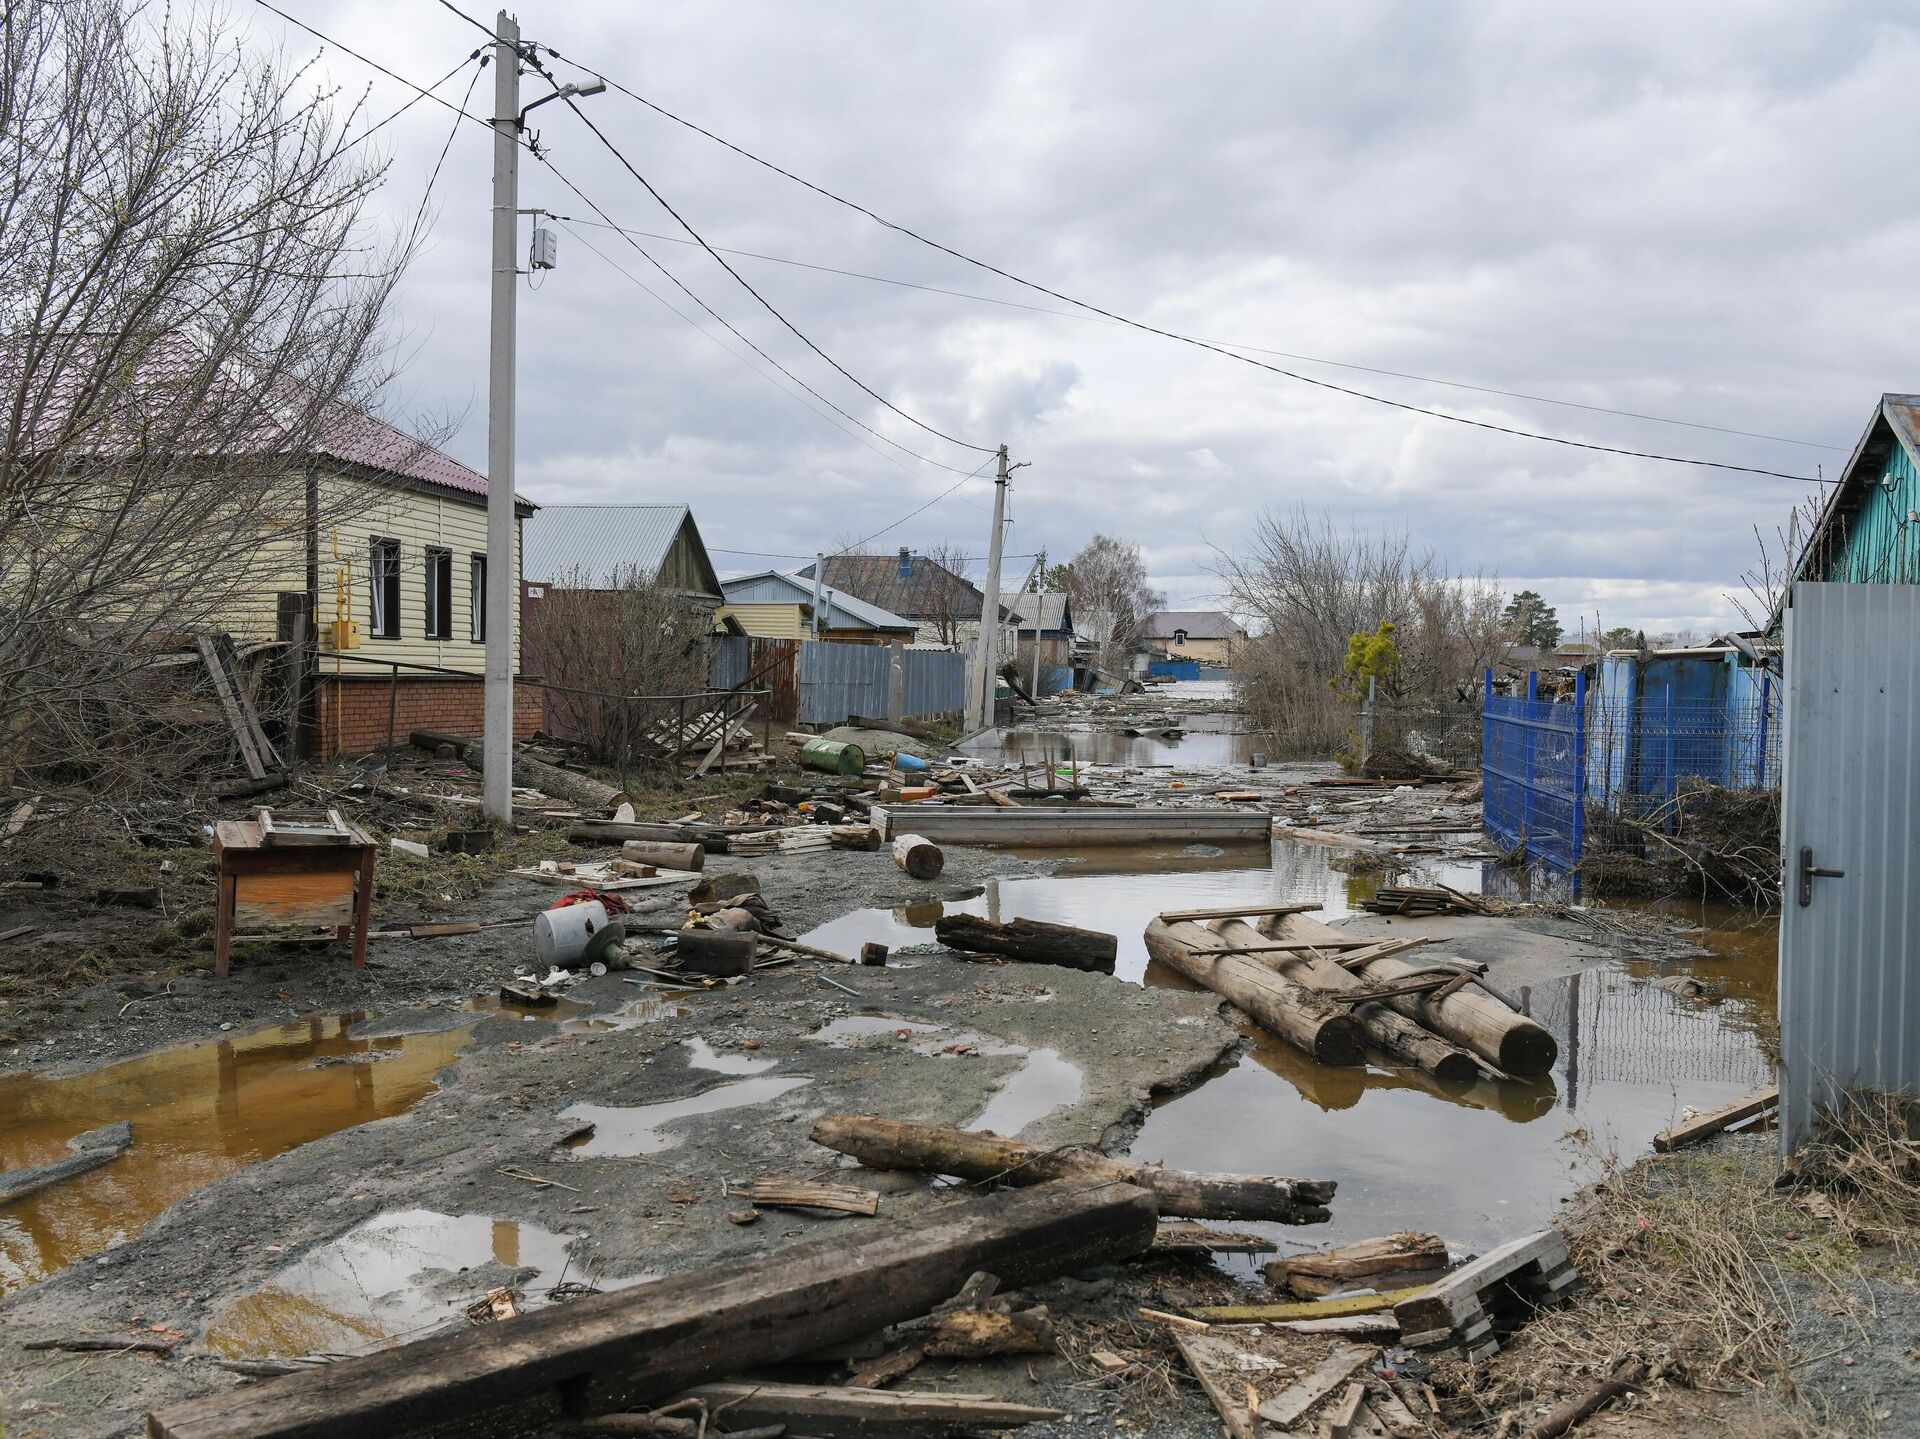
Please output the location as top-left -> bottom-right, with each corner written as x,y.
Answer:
803,830 -> 1779,1259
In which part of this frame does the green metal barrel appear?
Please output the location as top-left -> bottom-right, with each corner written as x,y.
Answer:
799,738 -> 865,775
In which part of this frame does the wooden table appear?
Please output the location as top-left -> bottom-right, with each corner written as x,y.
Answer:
212,819 -> 376,977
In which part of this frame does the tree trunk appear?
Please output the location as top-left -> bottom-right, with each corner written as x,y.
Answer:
146,1181 -> 1157,1439
809,1114 -> 1335,1224
891,833 -> 945,880
1143,920 -> 1363,1067
1264,1231 -> 1450,1297
1342,948 -> 1556,1076
934,914 -> 1118,973
1207,920 -> 1478,1082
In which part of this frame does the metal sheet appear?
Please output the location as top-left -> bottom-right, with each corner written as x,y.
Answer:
1778,582 -> 1920,1153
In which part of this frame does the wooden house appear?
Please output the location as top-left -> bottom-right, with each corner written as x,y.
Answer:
718,570 -> 917,643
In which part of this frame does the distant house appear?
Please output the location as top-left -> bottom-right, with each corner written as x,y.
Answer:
799,550 -> 987,648
1005,592 -> 1076,692
520,503 -> 725,610
1142,610 -> 1247,666
718,570 -> 917,644
1787,393 -> 1920,597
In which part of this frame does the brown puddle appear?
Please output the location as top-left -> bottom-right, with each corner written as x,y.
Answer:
203,1207 -> 636,1359
0,1013 -> 480,1297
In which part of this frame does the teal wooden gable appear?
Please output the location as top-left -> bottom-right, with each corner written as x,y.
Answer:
1797,395 -> 1920,588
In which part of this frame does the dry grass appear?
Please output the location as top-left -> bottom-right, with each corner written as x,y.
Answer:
1798,1090 -> 1920,1242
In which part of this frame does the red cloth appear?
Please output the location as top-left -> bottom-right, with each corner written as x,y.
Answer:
549,888 -> 631,915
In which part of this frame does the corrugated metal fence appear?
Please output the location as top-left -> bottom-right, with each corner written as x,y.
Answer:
1482,669 -> 1587,878
711,637 -> 967,726
1777,582 -> 1920,1153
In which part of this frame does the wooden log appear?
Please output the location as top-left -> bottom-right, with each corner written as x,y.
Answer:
673,1382 -> 1064,1437
891,833 -> 945,880
572,820 -> 705,846
1264,1232 -> 1450,1298
0,1122 -> 131,1204
1520,1357 -> 1648,1439
1143,919 -> 1364,1067
934,914 -> 1118,974
145,1180 -> 1156,1439
1653,1086 -> 1778,1152
830,824 -> 882,850
1205,920 -> 1478,1083
1152,1222 -> 1278,1255
809,1114 -> 1335,1223
1342,947 -> 1557,1076
620,840 -> 705,873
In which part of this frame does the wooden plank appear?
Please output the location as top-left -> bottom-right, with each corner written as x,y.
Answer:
1256,1344 -> 1373,1427
1151,1222 -> 1277,1255
1271,824 -> 1405,853
1171,1332 -> 1257,1439
1156,902 -> 1324,923
1653,1086 -> 1779,1152
1326,1381 -> 1367,1438
233,871 -> 355,930
198,635 -> 266,779
736,1179 -> 880,1216
872,805 -> 1271,846
217,632 -> 283,769
675,1381 -> 1063,1437
1189,1285 -> 1430,1324
145,1179 -> 1158,1439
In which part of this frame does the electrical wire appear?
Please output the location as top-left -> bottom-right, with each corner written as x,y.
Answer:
548,213 -> 1841,454
431,0 -> 498,41
532,153 -> 986,477
555,218 -> 993,484
398,60 -> 483,249
550,54 -> 1832,485
344,53 -> 480,152
525,63 -> 994,457
250,0 -> 501,139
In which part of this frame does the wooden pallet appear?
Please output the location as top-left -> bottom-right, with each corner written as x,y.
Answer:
1392,1228 -> 1577,1361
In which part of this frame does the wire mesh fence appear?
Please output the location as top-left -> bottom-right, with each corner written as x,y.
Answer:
1586,683 -> 1781,819
1482,671 -> 1586,875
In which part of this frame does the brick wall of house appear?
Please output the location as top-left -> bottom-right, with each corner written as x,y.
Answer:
314,675 -> 542,758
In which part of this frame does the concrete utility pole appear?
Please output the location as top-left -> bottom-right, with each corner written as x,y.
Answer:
811,551 -> 825,638
482,10 -> 522,825
970,445 -> 1010,729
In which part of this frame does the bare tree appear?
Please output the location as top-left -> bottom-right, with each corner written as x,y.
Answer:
1731,494 -> 1829,633
0,0 -> 420,786
1216,507 -> 1503,757
920,542 -> 975,648
525,566 -> 714,767
1062,535 -> 1163,673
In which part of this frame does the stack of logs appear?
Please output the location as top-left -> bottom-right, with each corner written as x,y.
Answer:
1143,904 -> 1557,1081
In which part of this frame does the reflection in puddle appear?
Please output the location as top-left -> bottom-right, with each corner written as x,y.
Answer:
961,714 -> 1256,767
561,1077 -> 814,1157
462,994 -> 592,1024
0,1015 -> 471,1297
805,1016 -> 1083,1138
204,1208 -> 606,1358
684,1037 -> 776,1074
559,997 -> 690,1034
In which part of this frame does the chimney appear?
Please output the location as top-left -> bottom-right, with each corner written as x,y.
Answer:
898,547 -> 913,579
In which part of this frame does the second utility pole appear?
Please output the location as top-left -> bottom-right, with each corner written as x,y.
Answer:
482,10 -> 521,825
971,445 -> 1010,730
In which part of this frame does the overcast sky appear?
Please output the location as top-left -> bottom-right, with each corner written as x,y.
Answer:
260,2 -> 1918,634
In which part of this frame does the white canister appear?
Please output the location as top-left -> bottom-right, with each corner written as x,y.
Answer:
533,901 -> 625,968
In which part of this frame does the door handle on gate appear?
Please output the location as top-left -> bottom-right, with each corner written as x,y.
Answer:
1797,846 -> 1846,908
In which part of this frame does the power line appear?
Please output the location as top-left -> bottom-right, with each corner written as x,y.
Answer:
555,217 -> 993,484
431,0 -> 498,41
531,152 -> 985,477
527,64 -> 994,457
249,0 -> 499,139
552,55 -> 1831,485
549,213 -> 1842,454
834,453 -> 999,555
398,60 -> 484,249
706,545 -> 1044,563
344,53 -> 480,152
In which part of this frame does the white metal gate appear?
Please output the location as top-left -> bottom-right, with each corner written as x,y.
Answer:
1778,582 -> 1920,1153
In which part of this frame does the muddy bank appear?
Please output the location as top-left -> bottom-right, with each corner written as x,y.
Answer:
0,918 -> 1239,1435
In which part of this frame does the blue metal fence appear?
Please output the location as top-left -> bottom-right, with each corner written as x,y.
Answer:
1482,669 -> 1587,876
1586,680 -> 1779,815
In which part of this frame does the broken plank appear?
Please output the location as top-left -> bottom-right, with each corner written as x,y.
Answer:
197,635 -> 266,779
1653,1086 -> 1779,1152
673,1381 -> 1063,1437
1171,1332 -> 1257,1439
1151,1222 -> 1278,1255
736,1179 -> 880,1216
1155,902 -> 1324,924
1189,1285 -> 1431,1324
145,1179 -> 1157,1439
1257,1344 -> 1374,1428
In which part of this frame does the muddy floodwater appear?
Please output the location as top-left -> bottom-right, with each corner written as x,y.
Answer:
802,837 -> 1778,1259
961,712 -> 1258,768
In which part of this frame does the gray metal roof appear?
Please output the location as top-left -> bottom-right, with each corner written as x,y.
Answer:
1007,591 -> 1071,633
522,504 -> 721,594
720,569 -> 917,633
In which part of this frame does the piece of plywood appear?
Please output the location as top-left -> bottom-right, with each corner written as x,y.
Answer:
1257,1345 -> 1372,1428
233,870 -> 354,930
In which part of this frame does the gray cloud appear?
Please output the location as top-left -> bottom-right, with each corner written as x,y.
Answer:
275,1 -> 1913,625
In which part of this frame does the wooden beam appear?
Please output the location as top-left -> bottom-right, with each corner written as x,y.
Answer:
675,1381 -> 1063,1437
1257,1346 -> 1374,1428
145,1180 -> 1157,1439
873,805 -> 1271,846
1188,1286 -> 1431,1324
1653,1086 -> 1779,1152
1155,902 -> 1324,923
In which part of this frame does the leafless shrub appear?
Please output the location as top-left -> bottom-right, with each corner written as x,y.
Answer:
525,565 -> 714,767
1800,1090 -> 1920,1241
1216,508 -> 1504,757
0,0 -> 423,790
